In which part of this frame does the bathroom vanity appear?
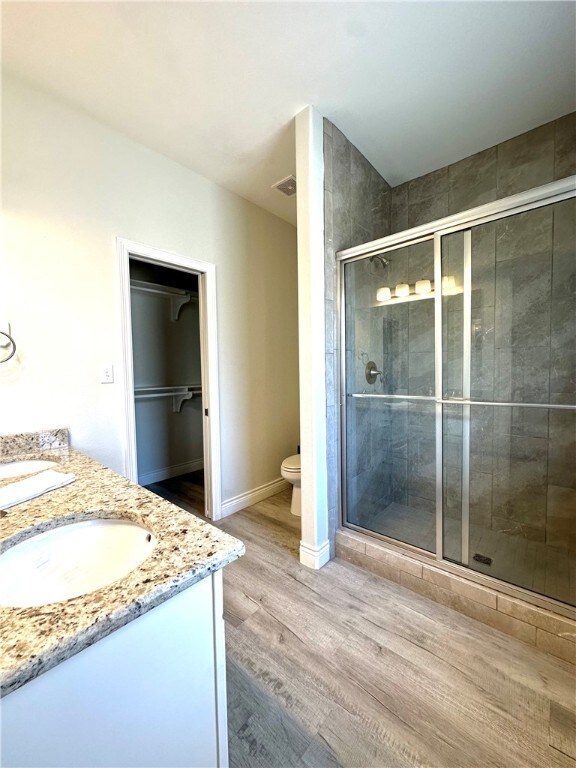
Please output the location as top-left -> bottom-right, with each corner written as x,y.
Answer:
0,430 -> 244,768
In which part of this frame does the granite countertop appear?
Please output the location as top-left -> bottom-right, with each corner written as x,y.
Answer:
0,442 -> 244,697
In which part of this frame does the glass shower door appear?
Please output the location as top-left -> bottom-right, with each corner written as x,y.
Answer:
341,187 -> 575,608
343,238 -> 437,552
440,199 -> 576,606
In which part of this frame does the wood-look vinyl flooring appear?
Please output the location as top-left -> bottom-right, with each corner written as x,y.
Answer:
218,490 -> 576,768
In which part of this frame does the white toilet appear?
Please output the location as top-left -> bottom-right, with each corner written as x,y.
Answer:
280,454 -> 301,516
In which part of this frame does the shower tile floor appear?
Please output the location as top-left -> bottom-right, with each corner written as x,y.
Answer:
357,503 -> 576,606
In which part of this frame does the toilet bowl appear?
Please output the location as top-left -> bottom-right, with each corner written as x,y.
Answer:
280,454 -> 301,517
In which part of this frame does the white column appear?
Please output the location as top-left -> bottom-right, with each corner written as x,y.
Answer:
295,106 -> 330,569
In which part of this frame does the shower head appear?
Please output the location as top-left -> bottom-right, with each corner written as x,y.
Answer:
369,254 -> 391,269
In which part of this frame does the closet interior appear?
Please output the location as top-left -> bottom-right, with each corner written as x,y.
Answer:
129,260 -> 205,514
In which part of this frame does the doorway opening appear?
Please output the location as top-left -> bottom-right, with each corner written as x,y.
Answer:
118,239 -> 221,520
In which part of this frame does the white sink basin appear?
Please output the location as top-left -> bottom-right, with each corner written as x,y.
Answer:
0,519 -> 157,608
0,460 -> 58,480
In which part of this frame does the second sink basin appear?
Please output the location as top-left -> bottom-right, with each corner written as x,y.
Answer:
0,519 -> 157,608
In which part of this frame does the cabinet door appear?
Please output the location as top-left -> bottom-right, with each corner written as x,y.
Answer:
2,574 -> 225,767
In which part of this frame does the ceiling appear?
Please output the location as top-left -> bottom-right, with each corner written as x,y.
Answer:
3,2 -> 575,226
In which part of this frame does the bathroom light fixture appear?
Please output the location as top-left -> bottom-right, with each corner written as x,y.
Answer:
415,279 -> 432,295
395,283 -> 410,298
376,286 -> 392,302
375,276 -> 462,305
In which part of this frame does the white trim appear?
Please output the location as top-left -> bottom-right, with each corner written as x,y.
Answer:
337,175 -> 576,261
138,458 -> 204,486
116,238 -> 222,520
220,477 -> 290,518
295,105 -> 330,570
299,539 -> 331,570
118,243 -> 138,483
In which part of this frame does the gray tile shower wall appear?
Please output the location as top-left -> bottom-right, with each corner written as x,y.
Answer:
466,199 -> 576,548
324,119 -> 391,554
389,112 -> 576,234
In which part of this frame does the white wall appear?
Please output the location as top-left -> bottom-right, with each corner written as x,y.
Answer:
1,74 -> 300,504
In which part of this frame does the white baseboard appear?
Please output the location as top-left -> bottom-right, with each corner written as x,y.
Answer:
220,477 -> 290,518
300,539 -> 331,570
138,458 -> 204,486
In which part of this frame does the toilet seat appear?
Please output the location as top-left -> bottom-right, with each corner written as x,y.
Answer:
281,454 -> 301,474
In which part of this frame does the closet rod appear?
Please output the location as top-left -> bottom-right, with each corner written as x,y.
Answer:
134,385 -> 202,413
130,280 -> 198,321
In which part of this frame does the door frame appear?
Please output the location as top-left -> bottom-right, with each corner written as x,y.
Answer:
117,238 -> 222,520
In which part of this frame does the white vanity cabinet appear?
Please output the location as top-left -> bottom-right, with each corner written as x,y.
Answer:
1,571 -> 229,768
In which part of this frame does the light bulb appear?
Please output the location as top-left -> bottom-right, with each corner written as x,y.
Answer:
376,286 -> 392,302
442,275 -> 456,294
415,279 -> 432,295
395,283 -> 410,298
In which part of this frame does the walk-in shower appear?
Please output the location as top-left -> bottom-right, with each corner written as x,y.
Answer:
339,179 -> 575,608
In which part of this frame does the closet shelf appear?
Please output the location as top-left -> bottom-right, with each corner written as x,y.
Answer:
130,280 -> 199,321
134,385 -> 202,413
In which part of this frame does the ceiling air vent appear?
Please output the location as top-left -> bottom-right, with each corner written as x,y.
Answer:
272,175 -> 297,197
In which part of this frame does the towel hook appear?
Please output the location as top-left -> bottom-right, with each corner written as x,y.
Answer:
0,331 -> 16,364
